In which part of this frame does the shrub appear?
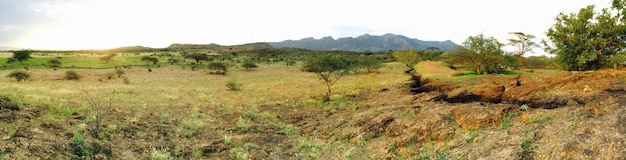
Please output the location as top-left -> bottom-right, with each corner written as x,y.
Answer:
226,81 -> 241,91
48,59 -> 62,68
123,77 -> 131,85
241,61 -> 258,70
6,70 -> 30,82
65,70 -> 82,80
208,62 -> 228,75
115,69 -> 125,77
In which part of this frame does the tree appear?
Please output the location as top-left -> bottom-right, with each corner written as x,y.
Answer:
391,48 -> 421,68
12,50 -> 33,63
208,62 -> 228,75
99,53 -> 117,63
185,53 -> 210,64
48,59 -> 62,68
449,34 -> 506,74
141,56 -> 159,65
6,70 -> 30,82
168,57 -> 181,65
355,56 -> 384,73
543,3 -> 626,70
302,54 -> 355,101
241,61 -> 258,70
508,32 -> 539,58
6,58 -> 17,64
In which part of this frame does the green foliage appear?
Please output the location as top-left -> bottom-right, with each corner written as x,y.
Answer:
391,48 -> 421,68
6,57 -> 17,64
65,70 -> 82,80
141,56 -> 159,65
521,139 -> 532,149
183,120 -> 201,138
185,53 -> 210,64
208,62 -> 228,75
448,34 -> 507,74
241,61 -> 258,70
564,125 -> 576,134
12,50 -> 33,63
500,112 -> 517,130
226,81 -> 242,91
71,126 -> 99,158
229,147 -> 248,160
525,56 -> 550,69
167,57 -> 181,65
303,54 -> 355,100
543,4 -> 626,70
6,70 -> 30,82
355,56 -> 384,73
519,104 -> 529,111
48,59 -> 62,68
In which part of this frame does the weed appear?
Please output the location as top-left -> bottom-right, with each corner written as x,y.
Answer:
528,115 -> 552,124
123,77 -> 131,85
71,125 -> 99,158
500,112 -> 516,129
6,122 -> 18,138
521,139 -> 532,149
150,146 -> 171,160
183,120 -> 202,138
403,111 -> 416,119
278,122 -> 301,138
235,117 -> 249,133
519,104 -> 529,111
223,135 -> 233,146
229,147 -> 248,160
242,110 -> 258,121
244,143 -> 258,150
226,81 -> 242,91
191,106 -> 203,119
523,128 -> 533,134
564,125 -> 576,134
160,112 -> 170,124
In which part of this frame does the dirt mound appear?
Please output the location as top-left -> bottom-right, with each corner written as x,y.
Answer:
414,61 -> 457,77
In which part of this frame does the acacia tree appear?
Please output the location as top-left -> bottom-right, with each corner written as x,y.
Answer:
391,48 -> 421,69
543,2 -> 626,70
303,54 -> 354,101
12,50 -> 33,63
185,53 -> 210,64
449,34 -> 505,74
141,56 -> 159,65
508,32 -> 539,58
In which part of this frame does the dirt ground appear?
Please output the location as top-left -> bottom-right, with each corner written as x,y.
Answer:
1,63 -> 626,159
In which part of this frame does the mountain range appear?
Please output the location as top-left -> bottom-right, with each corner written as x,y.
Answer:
268,33 -> 459,52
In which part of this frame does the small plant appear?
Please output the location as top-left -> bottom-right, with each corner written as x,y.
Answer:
402,111 -> 416,119
150,146 -> 171,160
65,70 -> 82,80
115,68 -> 125,77
235,117 -> 249,133
71,125 -> 99,158
521,139 -> 532,149
241,110 -> 258,120
519,104 -> 529,111
226,81 -> 242,91
208,62 -> 228,75
160,112 -> 170,124
229,147 -> 248,160
6,70 -> 30,81
183,120 -> 201,138
123,77 -> 131,84
564,125 -> 576,134
500,112 -> 516,129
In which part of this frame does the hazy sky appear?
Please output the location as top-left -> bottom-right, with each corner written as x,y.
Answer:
0,0 -> 613,55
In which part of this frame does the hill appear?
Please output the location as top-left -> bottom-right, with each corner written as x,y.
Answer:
167,42 -> 274,51
269,33 -> 460,52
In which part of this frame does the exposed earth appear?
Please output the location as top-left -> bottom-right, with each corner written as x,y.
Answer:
1,62 -> 626,159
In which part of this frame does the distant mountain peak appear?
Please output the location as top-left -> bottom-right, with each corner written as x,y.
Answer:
269,33 -> 459,52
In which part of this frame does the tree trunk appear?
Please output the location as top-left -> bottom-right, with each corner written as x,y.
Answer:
325,82 -> 332,101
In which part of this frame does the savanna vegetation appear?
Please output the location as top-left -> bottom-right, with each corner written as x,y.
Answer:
2,1 -> 626,159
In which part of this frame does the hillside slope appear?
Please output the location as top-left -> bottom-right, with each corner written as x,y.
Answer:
269,33 -> 460,52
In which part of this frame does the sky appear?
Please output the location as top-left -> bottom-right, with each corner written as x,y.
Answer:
0,0 -> 613,56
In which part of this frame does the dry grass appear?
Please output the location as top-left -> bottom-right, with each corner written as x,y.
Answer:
0,62 -> 409,120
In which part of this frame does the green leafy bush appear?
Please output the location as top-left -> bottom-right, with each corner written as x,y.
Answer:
6,70 -> 30,82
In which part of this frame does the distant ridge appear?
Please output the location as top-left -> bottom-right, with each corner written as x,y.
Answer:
167,42 -> 274,51
269,33 -> 460,52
